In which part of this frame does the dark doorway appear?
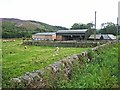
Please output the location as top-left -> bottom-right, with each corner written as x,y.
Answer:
62,35 -> 84,41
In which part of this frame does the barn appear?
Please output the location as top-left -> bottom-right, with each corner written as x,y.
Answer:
32,32 -> 56,40
56,29 -> 92,41
32,29 -> 92,41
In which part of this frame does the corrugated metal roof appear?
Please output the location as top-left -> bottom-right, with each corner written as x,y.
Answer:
89,34 -> 102,39
89,34 -> 116,40
102,34 -> 110,39
102,34 -> 116,40
56,29 -> 88,34
34,32 -> 56,36
107,34 -> 116,39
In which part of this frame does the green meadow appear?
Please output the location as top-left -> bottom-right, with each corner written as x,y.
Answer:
2,39 -> 88,88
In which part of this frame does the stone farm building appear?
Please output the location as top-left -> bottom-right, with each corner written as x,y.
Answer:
56,29 -> 91,41
32,32 -> 56,40
32,29 -> 92,41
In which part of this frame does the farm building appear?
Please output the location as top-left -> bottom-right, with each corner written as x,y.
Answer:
32,32 -> 56,40
89,34 -> 116,40
32,29 -> 92,41
56,29 -> 92,41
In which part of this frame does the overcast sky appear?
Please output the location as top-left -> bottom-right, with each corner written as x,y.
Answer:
0,0 -> 119,29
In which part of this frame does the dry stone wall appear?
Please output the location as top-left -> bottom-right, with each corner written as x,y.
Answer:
23,40 -> 107,48
10,41 -> 115,88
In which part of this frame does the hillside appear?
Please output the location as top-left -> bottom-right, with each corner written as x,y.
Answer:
1,18 -> 68,38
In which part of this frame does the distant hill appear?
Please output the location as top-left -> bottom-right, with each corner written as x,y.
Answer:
1,18 -> 68,38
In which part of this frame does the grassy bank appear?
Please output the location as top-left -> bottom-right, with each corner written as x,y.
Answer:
55,43 -> 119,88
2,39 -> 87,88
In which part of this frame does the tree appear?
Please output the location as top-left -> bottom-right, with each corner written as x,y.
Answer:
71,23 -> 80,29
87,23 -> 94,29
79,23 -> 88,29
99,22 -> 120,35
71,23 -> 94,30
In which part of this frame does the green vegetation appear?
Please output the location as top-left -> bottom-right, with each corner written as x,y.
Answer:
55,43 -> 119,88
1,18 -> 68,38
2,39 -> 119,88
100,22 -> 120,35
0,39 -> 2,88
71,22 -> 120,36
118,35 -> 120,40
2,18 -> 120,39
2,39 -> 87,88
71,23 -> 94,29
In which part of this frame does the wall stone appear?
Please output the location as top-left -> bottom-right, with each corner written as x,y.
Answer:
10,41 -> 115,88
23,40 -> 108,48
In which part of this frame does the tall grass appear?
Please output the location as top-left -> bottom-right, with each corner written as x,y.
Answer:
55,43 -> 119,88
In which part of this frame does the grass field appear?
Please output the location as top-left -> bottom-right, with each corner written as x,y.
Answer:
2,39 -> 88,88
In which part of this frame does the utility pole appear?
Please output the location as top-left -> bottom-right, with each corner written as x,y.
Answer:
118,1 -> 120,42
118,1 -> 120,25
117,17 -> 119,42
94,11 -> 96,42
